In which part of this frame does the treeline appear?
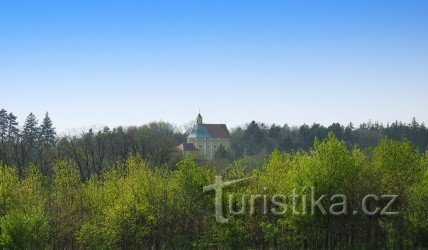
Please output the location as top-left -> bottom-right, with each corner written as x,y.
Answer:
1,135 -> 427,248
230,119 -> 428,158
1,108 -> 428,180
0,109 -> 186,180
0,110 -> 56,176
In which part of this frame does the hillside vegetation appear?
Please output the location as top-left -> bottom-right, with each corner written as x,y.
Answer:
1,135 -> 427,248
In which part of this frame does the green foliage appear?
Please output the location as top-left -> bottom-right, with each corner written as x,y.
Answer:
22,112 -> 39,144
408,165 -> 428,246
77,157 -> 155,248
0,165 -> 50,248
50,160 -> 83,247
214,144 -> 233,161
371,138 -> 425,247
40,112 -> 56,146
372,138 -> 424,195
171,156 -> 216,247
0,135 -> 427,248
7,112 -> 19,142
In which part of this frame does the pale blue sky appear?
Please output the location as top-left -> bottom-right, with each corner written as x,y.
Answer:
1,1 -> 427,132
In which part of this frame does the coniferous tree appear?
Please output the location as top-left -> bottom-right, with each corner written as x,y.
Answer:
0,109 -> 8,164
7,113 -> 19,142
244,121 -> 264,155
40,112 -> 56,146
0,109 -> 8,141
214,144 -> 228,159
22,113 -> 39,144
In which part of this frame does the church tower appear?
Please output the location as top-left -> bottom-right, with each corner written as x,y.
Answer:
177,112 -> 230,160
196,113 -> 203,124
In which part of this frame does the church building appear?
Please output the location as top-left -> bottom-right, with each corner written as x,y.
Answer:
177,114 -> 230,159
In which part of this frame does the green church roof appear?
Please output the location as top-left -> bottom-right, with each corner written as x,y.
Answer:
188,124 -> 212,138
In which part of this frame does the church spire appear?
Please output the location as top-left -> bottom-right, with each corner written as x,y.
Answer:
197,113 -> 203,124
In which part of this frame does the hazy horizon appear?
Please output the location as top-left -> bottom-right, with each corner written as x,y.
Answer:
4,112 -> 426,136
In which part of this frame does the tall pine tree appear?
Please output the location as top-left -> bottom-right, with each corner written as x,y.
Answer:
22,113 -> 39,144
7,113 -> 19,142
0,109 -> 8,141
40,112 -> 56,146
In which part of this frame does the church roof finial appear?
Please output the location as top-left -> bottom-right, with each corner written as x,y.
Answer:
197,112 -> 203,124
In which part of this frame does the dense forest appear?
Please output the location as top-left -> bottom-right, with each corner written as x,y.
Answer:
1,109 -> 427,248
1,109 -> 428,178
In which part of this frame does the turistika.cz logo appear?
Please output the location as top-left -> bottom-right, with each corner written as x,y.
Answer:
203,176 -> 399,224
